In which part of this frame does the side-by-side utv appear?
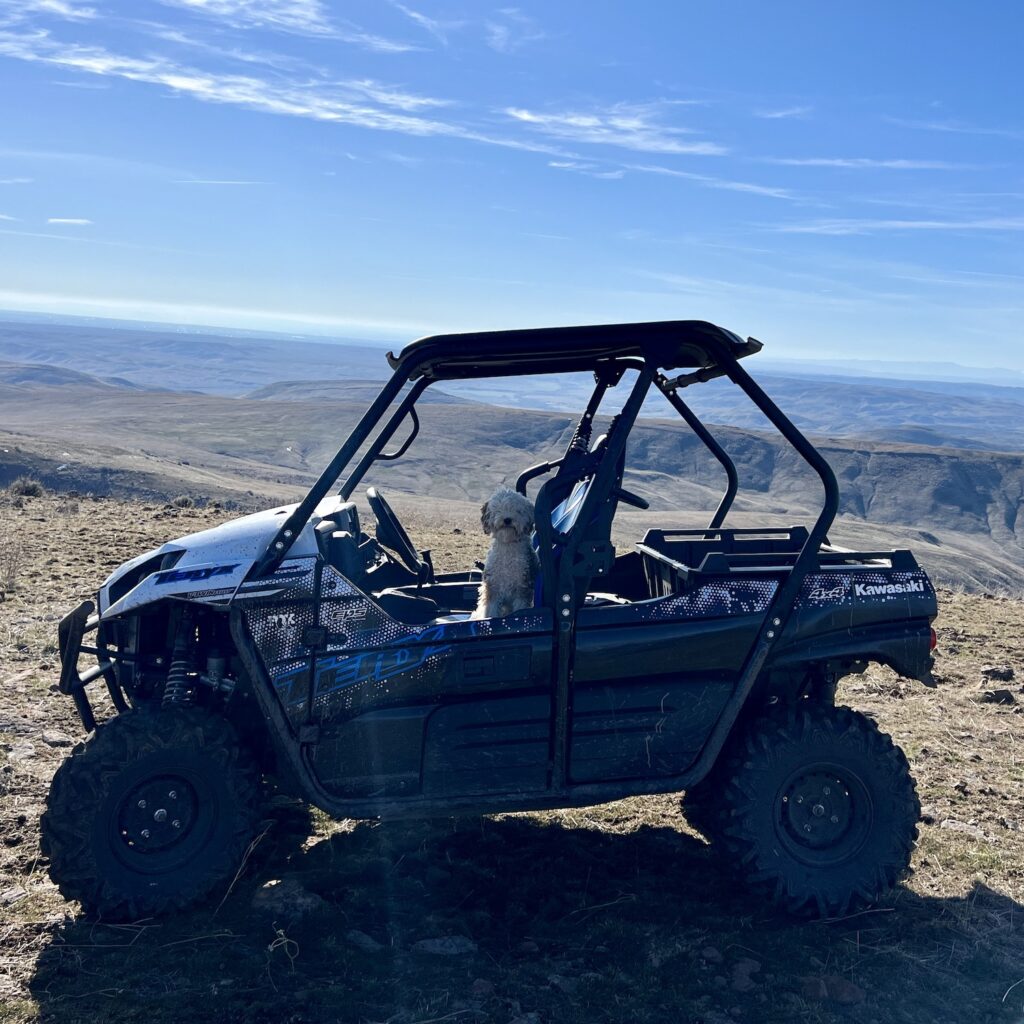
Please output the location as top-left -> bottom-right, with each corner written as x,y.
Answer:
44,320 -> 937,920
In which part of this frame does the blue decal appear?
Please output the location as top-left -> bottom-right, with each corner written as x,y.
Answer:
274,641 -> 453,705
155,563 -> 240,586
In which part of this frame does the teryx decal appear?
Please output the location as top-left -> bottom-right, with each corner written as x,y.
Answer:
154,563 -> 240,585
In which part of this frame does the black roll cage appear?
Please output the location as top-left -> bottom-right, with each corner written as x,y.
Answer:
251,321 -> 838,592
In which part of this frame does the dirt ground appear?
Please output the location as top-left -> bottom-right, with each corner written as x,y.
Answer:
1,493 -> 1022,1024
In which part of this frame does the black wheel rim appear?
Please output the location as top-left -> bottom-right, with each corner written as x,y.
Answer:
774,762 -> 872,867
109,769 -> 217,875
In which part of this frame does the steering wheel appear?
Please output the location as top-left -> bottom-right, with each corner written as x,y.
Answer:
366,487 -> 424,576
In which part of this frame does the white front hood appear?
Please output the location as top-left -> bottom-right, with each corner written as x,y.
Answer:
99,496 -> 347,617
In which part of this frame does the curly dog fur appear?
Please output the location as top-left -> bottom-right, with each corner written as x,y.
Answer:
472,486 -> 539,619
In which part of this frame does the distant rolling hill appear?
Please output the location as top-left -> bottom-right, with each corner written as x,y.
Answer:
246,380 -> 468,404
1,374 -> 1022,591
3,317 -> 1024,452
1,317 -> 1022,591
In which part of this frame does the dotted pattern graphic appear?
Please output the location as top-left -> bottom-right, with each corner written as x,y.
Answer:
245,558 -> 934,727
247,563 -> 549,724
636,578 -> 779,620
795,569 -> 933,609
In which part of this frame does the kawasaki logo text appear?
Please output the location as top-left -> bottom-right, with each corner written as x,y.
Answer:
854,580 -> 925,598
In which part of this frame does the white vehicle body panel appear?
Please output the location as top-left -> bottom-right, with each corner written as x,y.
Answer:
99,497 -> 351,617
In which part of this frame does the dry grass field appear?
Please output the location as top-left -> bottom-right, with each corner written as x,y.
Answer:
1,493 -> 1022,1024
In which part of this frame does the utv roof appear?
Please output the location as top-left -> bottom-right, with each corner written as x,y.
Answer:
387,319 -> 762,381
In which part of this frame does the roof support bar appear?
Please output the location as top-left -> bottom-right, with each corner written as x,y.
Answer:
681,345 -> 840,774
654,374 -> 738,532
251,370 -> 411,578
339,377 -> 430,500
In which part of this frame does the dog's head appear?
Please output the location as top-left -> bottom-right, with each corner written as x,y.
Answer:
480,486 -> 535,544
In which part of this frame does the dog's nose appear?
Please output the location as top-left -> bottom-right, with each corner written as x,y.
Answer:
503,517 -> 512,525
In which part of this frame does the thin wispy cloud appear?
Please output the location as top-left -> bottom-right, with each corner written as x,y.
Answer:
47,216 -> 91,224
754,105 -> 812,120
0,212 -> 17,220
627,163 -> 796,200
145,25 -> 317,73
883,116 -> 1024,142
155,0 -> 332,36
155,0 -> 419,52
0,30 -> 573,157
0,227 -> 195,253
0,0 -> 97,23
341,77 -> 452,112
548,160 -> 624,180
49,76 -> 109,86
763,156 -> 980,170
506,103 -> 726,155
0,176 -> 32,183
0,287 -> 433,336
173,178 -> 270,184
775,216 -> 1024,235
485,8 -> 544,53
389,2 -> 458,45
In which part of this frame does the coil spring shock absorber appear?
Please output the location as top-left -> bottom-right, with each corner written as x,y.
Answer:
162,612 -> 194,707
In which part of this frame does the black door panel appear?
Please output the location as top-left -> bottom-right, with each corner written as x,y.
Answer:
422,693 -> 551,796
570,679 -> 732,782
573,614 -> 762,682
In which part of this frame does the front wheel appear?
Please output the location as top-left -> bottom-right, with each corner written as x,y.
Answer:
706,705 -> 919,917
41,708 -> 260,920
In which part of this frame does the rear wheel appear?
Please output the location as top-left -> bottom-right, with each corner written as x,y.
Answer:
41,708 -> 260,920
702,704 -> 919,917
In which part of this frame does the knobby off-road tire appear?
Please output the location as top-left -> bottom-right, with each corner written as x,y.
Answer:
41,708 -> 260,920
681,776 -> 725,844
701,704 -> 919,917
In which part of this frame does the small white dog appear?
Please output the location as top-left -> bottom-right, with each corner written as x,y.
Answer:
472,486 -> 539,619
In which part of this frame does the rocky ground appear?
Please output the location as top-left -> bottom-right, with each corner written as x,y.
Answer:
1,493 -> 1022,1024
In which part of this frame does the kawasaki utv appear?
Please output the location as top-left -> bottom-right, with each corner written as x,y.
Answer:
44,320 -> 937,920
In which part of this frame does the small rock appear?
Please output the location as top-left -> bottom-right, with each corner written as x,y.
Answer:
920,806 -> 937,825
702,945 -> 724,964
939,818 -> 986,839
411,935 -> 478,956
470,978 -> 494,997
803,975 -> 865,1004
346,929 -> 384,953
801,977 -> 829,1002
548,974 -> 577,994
0,886 -> 27,907
825,976 -> 866,1005
8,741 -> 35,761
41,730 -> 73,748
981,688 -> 1016,705
251,877 -> 328,919
731,957 -> 761,993
981,664 -> 1014,682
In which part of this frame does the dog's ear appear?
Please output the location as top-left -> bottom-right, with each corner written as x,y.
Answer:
480,500 -> 491,535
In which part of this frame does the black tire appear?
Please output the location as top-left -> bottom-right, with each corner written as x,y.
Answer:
706,704 -> 919,917
681,776 -> 724,843
41,708 -> 260,920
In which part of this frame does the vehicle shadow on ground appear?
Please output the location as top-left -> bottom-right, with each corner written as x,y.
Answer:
29,807 -> 1024,1024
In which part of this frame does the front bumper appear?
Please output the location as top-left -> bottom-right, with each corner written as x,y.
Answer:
57,601 -> 129,732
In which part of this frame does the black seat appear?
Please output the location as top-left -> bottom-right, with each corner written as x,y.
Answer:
374,588 -> 438,625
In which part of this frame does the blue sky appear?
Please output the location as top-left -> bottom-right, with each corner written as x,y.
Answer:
0,0 -> 1022,364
